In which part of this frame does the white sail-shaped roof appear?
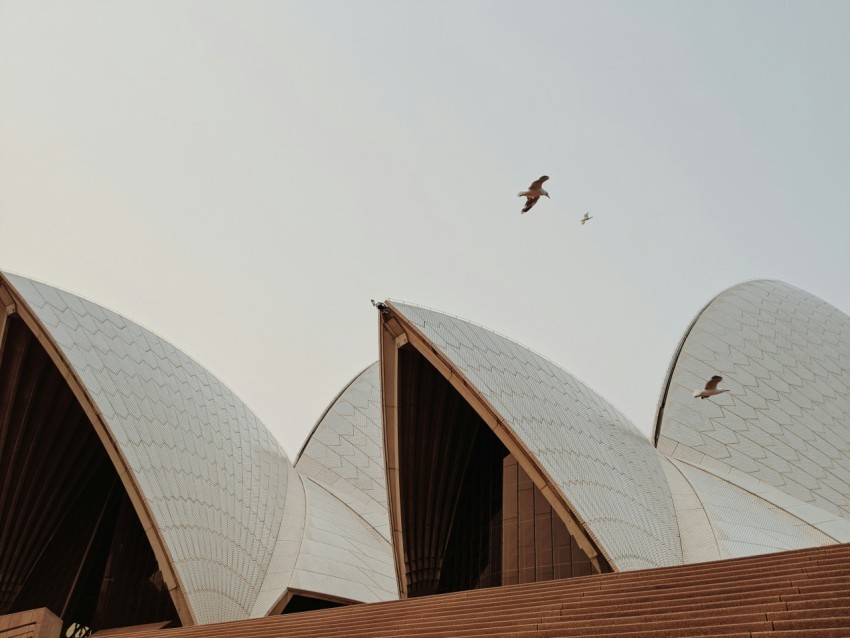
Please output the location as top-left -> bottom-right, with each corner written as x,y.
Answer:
288,477 -> 397,603
655,280 -> 850,543
662,457 -> 833,560
295,362 -> 391,541
3,273 -> 294,624
8,269 -> 848,625
388,301 -> 683,571
272,362 -> 398,606
254,469 -> 397,614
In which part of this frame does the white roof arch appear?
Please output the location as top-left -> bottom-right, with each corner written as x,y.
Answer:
386,301 -> 683,571
295,362 -> 391,541
3,272 -> 293,625
655,279 -> 850,542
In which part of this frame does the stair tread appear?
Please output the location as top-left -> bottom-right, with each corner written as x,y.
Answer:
85,543 -> 850,638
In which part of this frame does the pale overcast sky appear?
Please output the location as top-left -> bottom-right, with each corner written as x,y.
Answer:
1,1 -> 848,459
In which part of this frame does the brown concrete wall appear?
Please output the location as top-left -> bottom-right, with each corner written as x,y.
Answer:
0,608 -> 62,638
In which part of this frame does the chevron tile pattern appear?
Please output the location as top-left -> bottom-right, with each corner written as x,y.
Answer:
390,301 -> 683,572
657,280 -> 850,534
5,273 -> 292,624
295,363 -> 390,541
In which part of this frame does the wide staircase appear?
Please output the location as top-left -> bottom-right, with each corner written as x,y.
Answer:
103,542 -> 850,638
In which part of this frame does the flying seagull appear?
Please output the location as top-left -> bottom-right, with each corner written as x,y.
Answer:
580,212 -> 593,225
693,375 -> 730,399
518,175 -> 550,214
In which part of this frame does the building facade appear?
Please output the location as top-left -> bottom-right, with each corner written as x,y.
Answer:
0,273 -> 847,633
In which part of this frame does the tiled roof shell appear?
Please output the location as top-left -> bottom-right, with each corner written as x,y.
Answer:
389,301 -> 684,571
4,273 -> 291,624
6,271 -> 849,627
2,274 -> 398,624
295,363 -> 391,542
656,279 -> 850,543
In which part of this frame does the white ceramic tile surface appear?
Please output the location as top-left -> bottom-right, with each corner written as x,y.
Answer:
671,458 -> 834,557
295,363 -> 391,541
290,478 -> 398,603
390,301 -> 683,571
656,280 -> 850,523
7,273 -> 291,624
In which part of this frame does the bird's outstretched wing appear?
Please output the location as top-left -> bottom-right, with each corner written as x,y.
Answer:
522,197 -> 539,214
704,375 -> 722,390
529,175 -> 549,190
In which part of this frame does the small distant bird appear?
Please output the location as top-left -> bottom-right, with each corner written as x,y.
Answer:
371,299 -> 388,314
693,375 -> 730,399
518,175 -> 550,214
580,212 -> 593,225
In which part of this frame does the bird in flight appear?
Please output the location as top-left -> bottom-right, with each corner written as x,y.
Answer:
693,375 -> 730,399
580,212 -> 593,225
518,175 -> 550,214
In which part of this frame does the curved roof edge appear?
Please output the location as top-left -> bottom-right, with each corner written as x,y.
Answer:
652,279 -> 790,446
1,272 -> 295,626
294,362 -> 375,464
0,272 -> 196,625
659,456 -> 722,564
381,300 -> 683,577
654,278 -> 850,523
652,293 -> 717,447
658,438 -> 850,543
384,299 -> 638,432
251,463 -> 307,617
669,457 -> 839,557
290,477 -> 397,604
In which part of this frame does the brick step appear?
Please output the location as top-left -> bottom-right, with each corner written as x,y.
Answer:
560,590 -> 797,616
770,606 -> 850,621
271,582 -> 848,629
751,630 -> 850,638
479,562 -> 849,603
772,616 -> 850,631
135,575 -> 845,638
393,547 -> 850,608
516,620 -> 773,638
194,583 -> 792,638
402,595 -> 789,626
278,565 -> 849,625
99,596 -> 849,638
177,588 -> 847,638
557,595 -> 788,620
534,610 -> 850,638
584,569 -> 847,596
481,549 -> 850,596
528,618 -> 850,638
582,545 -> 850,582
785,595 -> 850,609
378,559 -> 850,612
556,581 -> 833,610
270,605 -> 768,638
274,602 -> 850,638
597,548 -> 850,582
247,583 -> 809,637
91,544 -> 850,638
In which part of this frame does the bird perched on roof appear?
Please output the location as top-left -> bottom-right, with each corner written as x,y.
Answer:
693,375 -> 729,399
518,175 -> 550,214
580,212 -> 593,225
371,299 -> 388,314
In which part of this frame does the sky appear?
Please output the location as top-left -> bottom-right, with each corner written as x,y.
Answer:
1,1 -> 848,460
